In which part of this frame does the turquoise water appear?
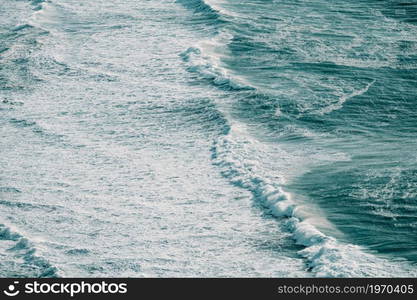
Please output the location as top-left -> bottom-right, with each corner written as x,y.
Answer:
1,0 -> 416,277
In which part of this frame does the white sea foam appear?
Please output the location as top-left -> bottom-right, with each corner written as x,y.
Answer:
180,30 -> 255,91
212,122 -> 417,277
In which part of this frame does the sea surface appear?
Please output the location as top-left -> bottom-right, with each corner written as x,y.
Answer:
1,0 -> 417,277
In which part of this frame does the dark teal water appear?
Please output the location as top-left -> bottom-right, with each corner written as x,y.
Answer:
215,0 -> 417,261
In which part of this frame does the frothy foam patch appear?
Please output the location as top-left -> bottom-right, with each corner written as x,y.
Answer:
212,123 -> 417,277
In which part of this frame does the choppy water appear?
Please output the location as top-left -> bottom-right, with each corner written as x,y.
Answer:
1,0 -> 416,277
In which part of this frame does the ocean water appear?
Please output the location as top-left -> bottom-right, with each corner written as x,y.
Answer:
0,0 -> 416,277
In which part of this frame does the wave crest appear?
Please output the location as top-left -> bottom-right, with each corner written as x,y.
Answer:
176,0 -> 224,21
0,223 -> 59,277
212,123 -> 417,277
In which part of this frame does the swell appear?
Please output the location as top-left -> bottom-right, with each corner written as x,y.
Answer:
31,0 -> 47,10
0,223 -> 58,277
176,0 -> 225,23
179,0 -> 417,277
0,0 -> 50,93
182,35 -> 417,274
211,122 -> 417,277
317,79 -> 376,115
381,1 -> 417,24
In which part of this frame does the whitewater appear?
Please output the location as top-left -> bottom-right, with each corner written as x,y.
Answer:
1,0 -> 417,277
